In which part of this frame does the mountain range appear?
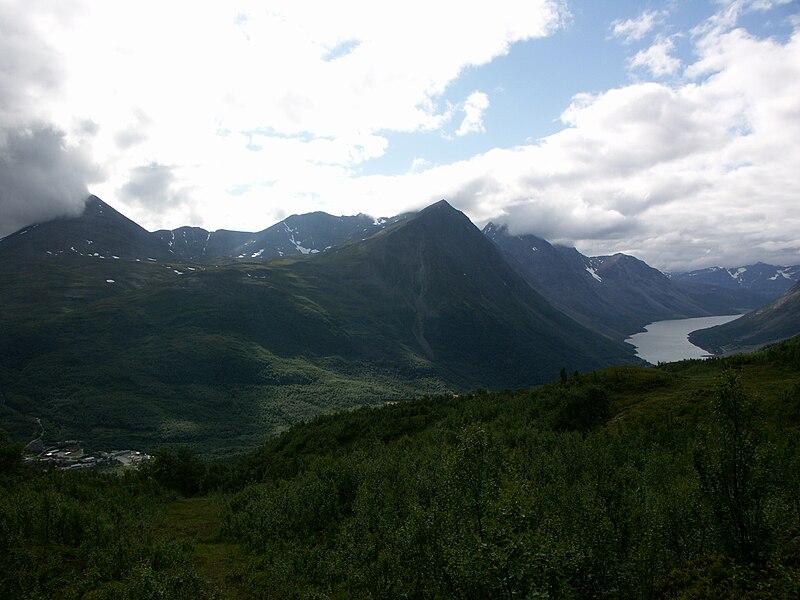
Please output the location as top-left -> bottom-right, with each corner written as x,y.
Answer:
483,223 -> 767,340
1,195 -> 798,453
672,263 -> 800,302
152,211 -> 405,260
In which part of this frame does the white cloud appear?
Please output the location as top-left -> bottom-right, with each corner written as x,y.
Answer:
410,157 -> 432,173
611,10 -> 663,43
365,16 -> 800,271
475,24 -> 800,270
456,92 -> 491,136
629,36 -> 682,77
0,0 -> 565,235
1,0 -> 798,272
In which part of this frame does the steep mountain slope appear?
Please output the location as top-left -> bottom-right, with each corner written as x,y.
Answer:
0,196 -> 172,259
673,263 -> 800,301
315,201 -> 640,387
590,252 -> 718,319
689,282 -> 800,354
484,224 -> 761,339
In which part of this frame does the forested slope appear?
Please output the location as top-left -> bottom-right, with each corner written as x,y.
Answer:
3,337 -> 800,598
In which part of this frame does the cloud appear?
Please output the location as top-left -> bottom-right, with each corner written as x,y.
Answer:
1,0 -> 797,272
0,2 -> 96,237
456,92 -> 490,136
0,125 -> 93,237
0,3 -> 63,126
0,0 -> 565,232
118,162 -> 191,209
629,36 -> 681,77
240,8 -> 800,274
405,15 -> 800,270
113,109 -> 153,150
410,157 -> 432,173
610,10 -> 663,43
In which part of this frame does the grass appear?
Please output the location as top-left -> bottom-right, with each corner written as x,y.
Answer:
157,496 -> 248,599
604,354 -> 800,433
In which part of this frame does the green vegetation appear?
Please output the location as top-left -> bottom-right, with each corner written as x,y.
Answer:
0,257 -> 450,456
0,244 -> 632,456
3,337 -> 800,597
689,283 -> 800,355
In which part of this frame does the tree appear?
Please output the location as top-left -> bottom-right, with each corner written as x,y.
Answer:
142,446 -> 207,496
694,369 -> 773,564
0,428 -> 22,476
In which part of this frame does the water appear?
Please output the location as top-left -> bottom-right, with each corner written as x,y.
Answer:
625,314 -> 743,364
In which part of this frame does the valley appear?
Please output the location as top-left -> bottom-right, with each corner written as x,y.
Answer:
1,196 -> 798,456
2,196 -> 800,597
2,3 -> 798,596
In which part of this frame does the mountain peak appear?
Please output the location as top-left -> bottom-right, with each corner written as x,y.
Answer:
0,194 -> 172,259
420,199 -> 455,213
482,222 -> 509,237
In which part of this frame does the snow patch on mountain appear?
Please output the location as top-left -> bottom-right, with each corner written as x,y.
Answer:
585,266 -> 603,282
770,268 -> 793,281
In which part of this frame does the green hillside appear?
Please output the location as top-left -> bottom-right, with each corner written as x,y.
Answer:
0,256 -> 450,455
690,283 -> 800,355
0,202 -> 637,455
2,337 -> 800,598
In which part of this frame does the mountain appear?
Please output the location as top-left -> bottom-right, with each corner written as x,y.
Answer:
672,263 -> 800,302
154,226 -> 254,259
154,212 -> 400,260
0,195 -> 172,260
315,201 -> 640,388
0,198 -> 639,454
483,223 -> 762,339
689,282 -> 800,354
0,194 -> 399,263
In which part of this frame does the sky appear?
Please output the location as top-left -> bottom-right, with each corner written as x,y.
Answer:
0,0 -> 798,271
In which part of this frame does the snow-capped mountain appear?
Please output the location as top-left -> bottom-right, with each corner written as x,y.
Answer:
155,212 -> 402,260
0,195 -> 401,262
672,263 -> 800,301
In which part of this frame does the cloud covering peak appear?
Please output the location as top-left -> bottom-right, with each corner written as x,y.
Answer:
0,2 -> 97,236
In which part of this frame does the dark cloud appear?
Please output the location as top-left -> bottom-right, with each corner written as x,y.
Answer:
502,198 -> 639,244
0,4 -> 97,238
0,125 -> 95,237
119,162 -> 191,210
